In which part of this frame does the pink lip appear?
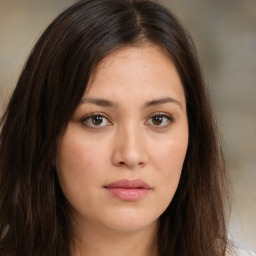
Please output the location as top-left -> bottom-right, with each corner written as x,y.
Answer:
104,179 -> 152,201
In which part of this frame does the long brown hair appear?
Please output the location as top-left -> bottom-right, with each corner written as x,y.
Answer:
0,0 -> 230,255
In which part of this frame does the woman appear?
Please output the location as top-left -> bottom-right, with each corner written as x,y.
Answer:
0,0 -> 231,255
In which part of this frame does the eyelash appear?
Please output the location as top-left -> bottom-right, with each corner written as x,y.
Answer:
81,112 -> 174,129
81,113 -> 111,128
146,112 -> 174,128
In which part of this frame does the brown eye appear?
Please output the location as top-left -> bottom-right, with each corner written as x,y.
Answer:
92,115 -> 104,125
82,114 -> 111,128
152,116 -> 164,125
146,113 -> 173,128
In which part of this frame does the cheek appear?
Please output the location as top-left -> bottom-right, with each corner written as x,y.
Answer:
152,135 -> 188,198
56,132 -> 108,218
56,128 -> 106,200
153,133 -> 188,172
58,129 -> 107,177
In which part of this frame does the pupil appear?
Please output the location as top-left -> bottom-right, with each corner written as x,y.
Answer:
93,116 -> 103,125
153,116 -> 162,125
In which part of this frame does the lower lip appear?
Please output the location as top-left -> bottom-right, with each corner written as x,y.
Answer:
105,188 -> 151,201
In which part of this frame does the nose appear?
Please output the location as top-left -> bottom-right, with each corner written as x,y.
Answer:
111,124 -> 148,169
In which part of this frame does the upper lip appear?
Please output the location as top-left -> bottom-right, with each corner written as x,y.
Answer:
104,179 -> 152,189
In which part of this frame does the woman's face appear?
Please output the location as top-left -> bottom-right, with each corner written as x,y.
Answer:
57,45 -> 188,235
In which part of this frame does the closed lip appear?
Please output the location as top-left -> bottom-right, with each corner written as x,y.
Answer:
104,179 -> 152,201
104,178 -> 152,189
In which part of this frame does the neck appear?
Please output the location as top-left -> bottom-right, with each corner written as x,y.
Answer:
72,220 -> 159,256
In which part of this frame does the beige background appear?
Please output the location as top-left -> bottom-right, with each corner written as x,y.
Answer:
0,0 -> 255,254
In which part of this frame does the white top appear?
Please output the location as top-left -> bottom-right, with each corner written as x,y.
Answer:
236,249 -> 256,256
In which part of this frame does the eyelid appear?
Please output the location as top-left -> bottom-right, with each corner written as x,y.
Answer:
145,112 -> 174,127
81,112 -> 112,128
150,112 -> 174,121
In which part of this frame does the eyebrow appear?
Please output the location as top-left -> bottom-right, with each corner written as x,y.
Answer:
79,97 -> 118,108
80,97 -> 183,109
142,97 -> 183,109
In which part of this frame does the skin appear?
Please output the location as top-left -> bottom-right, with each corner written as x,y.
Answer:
57,44 -> 189,256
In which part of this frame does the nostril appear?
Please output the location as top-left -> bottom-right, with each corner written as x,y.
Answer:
117,161 -> 145,168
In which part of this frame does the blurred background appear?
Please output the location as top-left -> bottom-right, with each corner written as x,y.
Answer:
0,0 -> 255,254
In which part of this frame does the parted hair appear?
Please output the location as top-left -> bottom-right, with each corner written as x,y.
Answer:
0,0 -> 230,255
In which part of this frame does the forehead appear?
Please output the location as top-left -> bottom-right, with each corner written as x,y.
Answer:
85,45 -> 185,105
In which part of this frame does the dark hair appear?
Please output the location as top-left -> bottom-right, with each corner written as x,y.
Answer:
0,0 -> 230,255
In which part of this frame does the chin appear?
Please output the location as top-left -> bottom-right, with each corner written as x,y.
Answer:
101,212 -> 159,234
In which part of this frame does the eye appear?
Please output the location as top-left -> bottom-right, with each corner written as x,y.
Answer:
146,113 -> 173,128
81,113 -> 112,128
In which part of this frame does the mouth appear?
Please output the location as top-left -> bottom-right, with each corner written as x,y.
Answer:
104,179 -> 152,201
